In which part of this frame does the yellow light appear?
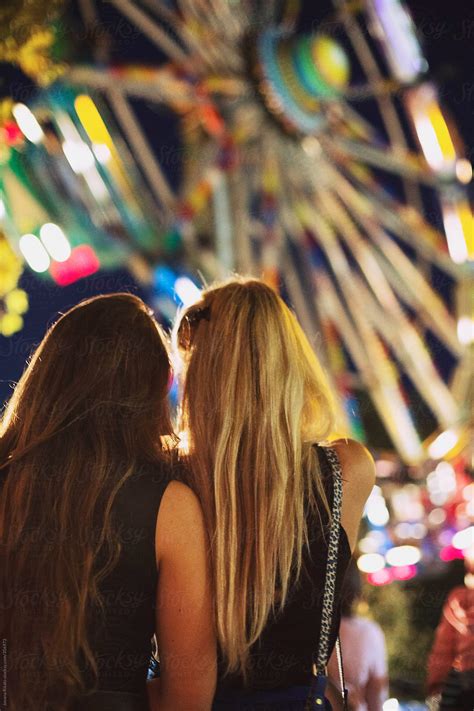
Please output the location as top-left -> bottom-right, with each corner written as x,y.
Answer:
0,312 -> 23,336
177,430 -> 190,455
357,553 -> 385,573
4,288 -> 28,314
74,95 -> 114,146
74,95 -> 136,203
406,86 -> 457,173
427,103 -> 456,164
12,103 -> 44,144
428,429 -> 459,459
456,159 -> 473,184
92,143 -> 112,164
312,35 -> 350,89
442,201 -> 472,264
39,223 -> 71,262
19,233 -> 50,272
414,113 -> 445,170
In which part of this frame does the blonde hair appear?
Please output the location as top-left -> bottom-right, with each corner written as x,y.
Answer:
174,277 -> 336,676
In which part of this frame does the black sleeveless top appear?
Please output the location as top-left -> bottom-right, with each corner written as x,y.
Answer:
217,445 -> 352,692
78,461 -> 172,697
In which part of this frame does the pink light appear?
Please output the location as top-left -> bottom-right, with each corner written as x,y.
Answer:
367,568 -> 392,586
49,245 -> 100,286
391,565 -> 417,581
439,545 -> 465,562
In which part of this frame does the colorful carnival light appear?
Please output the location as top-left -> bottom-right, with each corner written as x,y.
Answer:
457,317 -> 474,346
19,233 -> 50,273
1,0 -> 471,464
428,429 -> 460,460
405,84 -> 457,175
12,103 -> 44,144
0,229 -> 29,336
452,527 -> 474,551
357,553 -> 386,573
174,277 -> 202,307
385,545 -> 421,567
49,245 -> 100,286
357,443 -> 473,585
365,0 -> 427,83
39,223 -> 71,262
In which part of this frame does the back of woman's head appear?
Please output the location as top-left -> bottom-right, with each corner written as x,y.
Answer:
175,276 -> 336,675
0,292 -> 174,710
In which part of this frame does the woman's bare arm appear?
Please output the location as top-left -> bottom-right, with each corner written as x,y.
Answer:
331,438 -> 376,551
148,481 -> 217,711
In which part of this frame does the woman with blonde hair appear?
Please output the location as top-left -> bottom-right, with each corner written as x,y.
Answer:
0,293 -> 216,711
174,277 -> 375,709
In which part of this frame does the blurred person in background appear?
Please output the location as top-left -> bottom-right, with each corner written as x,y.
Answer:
327,559 -> 388,711
0,294 -> 216,711
173,277 -> 375,709
426,552 -> 474,710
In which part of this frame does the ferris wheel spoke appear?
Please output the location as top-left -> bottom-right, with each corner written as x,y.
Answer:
327,164 -> 462,355
313,273 -> 430,461
328,100 -> 380,143
329,0 -> 431,213
281,244 -> 352,433
277,201 -> 355,430
333,157 -> 459,275
108,0 -> 193,67
176,0 -> 246,71
178,0 -> 247,48
137,0 -> 182,25
312,185 -> 459,378
314,193 -> 460,428
349,272 -> 460,426
333,1 -> 410,149
106,88 -> 176,215
228,169 -> 255,274
66,65 -> 197,108
295,203 -> 425,461
322,135 -> 440,187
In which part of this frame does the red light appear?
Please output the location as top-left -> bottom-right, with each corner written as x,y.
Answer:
367,568 -> 392,586
391,565 -> 417,580
49,245 -> 100,286
4,121 -> 23,145
439,545 -> 464,562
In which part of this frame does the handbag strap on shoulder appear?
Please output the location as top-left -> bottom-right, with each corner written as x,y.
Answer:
314,445 -> 343,676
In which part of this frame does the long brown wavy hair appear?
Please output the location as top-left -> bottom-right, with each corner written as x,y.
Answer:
0,293 -> 175,711
174,277 -> 336,676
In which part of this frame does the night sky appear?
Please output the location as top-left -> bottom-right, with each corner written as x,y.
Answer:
1,0 -> 472,415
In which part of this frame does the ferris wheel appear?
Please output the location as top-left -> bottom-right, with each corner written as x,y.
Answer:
6,0 -> 473,462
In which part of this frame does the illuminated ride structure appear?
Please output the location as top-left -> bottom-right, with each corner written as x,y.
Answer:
0,0 -> 472,463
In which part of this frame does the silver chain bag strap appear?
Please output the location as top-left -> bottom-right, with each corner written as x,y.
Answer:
305,445 -> 349,711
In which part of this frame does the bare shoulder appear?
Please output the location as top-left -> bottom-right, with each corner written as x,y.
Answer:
330,437 -> 373,465
330,437 -> 375,490
327,438 -> 376,551
155,480 -> 206,559
161,479 -> 202,512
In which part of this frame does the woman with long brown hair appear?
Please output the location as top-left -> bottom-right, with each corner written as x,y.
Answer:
174,277 -> 376,709
0,293 -> 216,711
